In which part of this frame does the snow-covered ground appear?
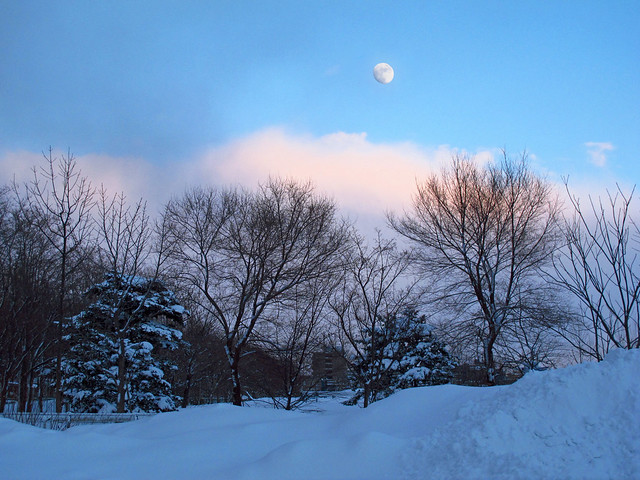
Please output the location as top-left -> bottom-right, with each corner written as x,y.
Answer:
1,349 -> 638,480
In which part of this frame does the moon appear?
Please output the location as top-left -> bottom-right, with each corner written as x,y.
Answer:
373,63 -> 394,84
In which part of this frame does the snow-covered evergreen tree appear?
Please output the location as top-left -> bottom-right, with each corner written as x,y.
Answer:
347,316 -> 396,405
63,273 -> 188,413
391,309 -> 456,390
62,320 -> 117,413
348,309 -> 455,405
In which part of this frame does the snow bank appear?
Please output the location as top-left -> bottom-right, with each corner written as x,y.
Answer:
0,349 -> 638,479
405,348 -> 640,480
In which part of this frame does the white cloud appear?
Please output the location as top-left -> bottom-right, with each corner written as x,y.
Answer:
0,130 -> 497,230
6,135 -> 635,240
585,142 -> 614,167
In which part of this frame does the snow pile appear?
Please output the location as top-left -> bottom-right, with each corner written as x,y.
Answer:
405,348 -> 640,479
0,349 -> 638,479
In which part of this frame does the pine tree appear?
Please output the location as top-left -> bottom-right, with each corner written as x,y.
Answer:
348,309 -> 455,405
390,309 -> 456,390
347,316 -> 396,405
63,273 -> 188,413
62,319 -> 117,413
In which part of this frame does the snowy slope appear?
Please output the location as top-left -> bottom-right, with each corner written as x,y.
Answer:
403,348 -> 640,479
1,349 -> 638,480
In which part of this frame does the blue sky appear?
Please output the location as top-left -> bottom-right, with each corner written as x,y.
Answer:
1,1 -> 639,220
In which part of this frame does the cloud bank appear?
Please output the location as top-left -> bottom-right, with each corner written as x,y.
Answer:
187,128 -> 490,218
4,132 -> 632,235
1,130 -> 495,228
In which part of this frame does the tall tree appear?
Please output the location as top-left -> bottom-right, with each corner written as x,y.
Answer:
165,178 -> 349,405
552,184 -> 639,360
256,276 -> 336,410
173,310 -> 229,407
390,153 -> 561,384
28,148 -> 95,412
85,188 -> 183,412
0,186 -> 56,412
330,231 -> 419,407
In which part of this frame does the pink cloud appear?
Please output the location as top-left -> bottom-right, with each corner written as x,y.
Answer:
1,131 -> 497,229
187,128 -> 491,221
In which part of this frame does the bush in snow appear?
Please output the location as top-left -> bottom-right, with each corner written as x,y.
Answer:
348,308 -> 455,406
63,273 -> 188,413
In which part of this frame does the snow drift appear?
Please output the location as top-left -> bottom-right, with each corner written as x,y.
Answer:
403,348 -> 640,479
1,349 -> 638,480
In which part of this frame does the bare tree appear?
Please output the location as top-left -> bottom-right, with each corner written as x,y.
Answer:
27,148 -> 95,412
256,276 -> 336,410
329,230 -> 419,407
0,185 -> 57,412
174,312 -> 229,407
389,153 -> 561,384
552,184 -> 639,360
85,188 -> 185,412
166,283 -> 230,407
98,189 -> 149,413
496,300 -> 567,374
165,178 -> 349,406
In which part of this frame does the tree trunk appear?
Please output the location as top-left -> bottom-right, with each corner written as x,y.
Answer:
231,373 -> 242,406
56,244 -> 67,414
117,337 -> 127,413
485,333 -> 497,386
38,379 -> 44,413
230,353 -> 243,406
181,371 -> 192,409
363,383 -> 370,408
26,369 -> 34,412
18,362 -> 29,412
0,377 -> 7,413
54,319 -> 64,413
285,383 -> 293,410
592,314 -> 602,362
54,349 -> 63,412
